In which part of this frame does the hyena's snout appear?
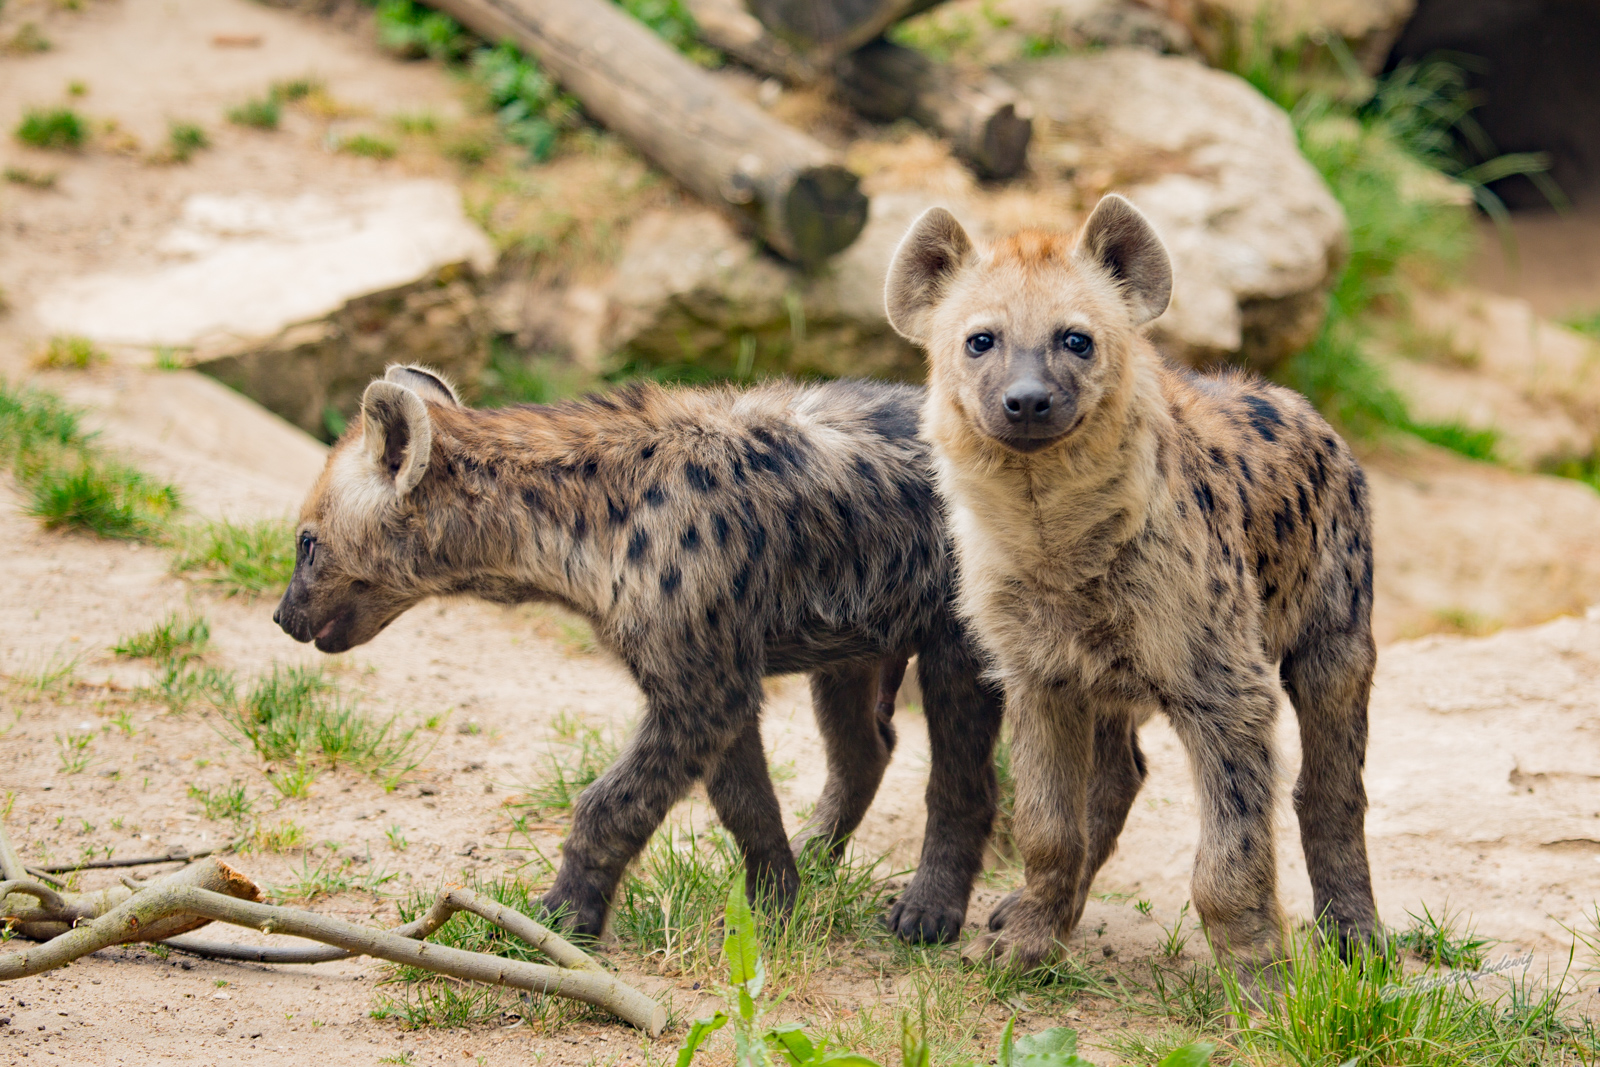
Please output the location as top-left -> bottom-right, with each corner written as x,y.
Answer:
272,589 -> 314,644
1002,378 -> 1054,427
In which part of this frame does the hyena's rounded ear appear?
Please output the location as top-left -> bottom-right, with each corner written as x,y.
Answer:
1074,194 -> 1172,327
385,364 -> 461,408
885,207 -> 975,345
360,380 -> 433,497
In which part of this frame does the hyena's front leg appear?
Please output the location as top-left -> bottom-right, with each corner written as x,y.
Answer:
706,715 -> 800,912
542,676 -> 759,937
963,678 -> 1094,969
1167,663 -> 1286,976
989,709 -> 1147,935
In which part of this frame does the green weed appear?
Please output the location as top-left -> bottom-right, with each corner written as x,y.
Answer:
4,165 -> 57,188
1392,902 -> 1493,970
269,852 -> 395,903
221,664 -> 421,779
338,133 -> 397,159
1563,310 -> 1600,341
169,518 -> 294,597
15,107 -> 85,150
188,780 -> 252,821
140,657 -> 235,713
114,612 -> 210,661
165,120 -> 208,162
249,820 -> 307,851
11,652 -> 80,698
6,22 -> 52,54
25,457 -> 179,540
227,95 -> 281,130
35,334 -> 105,369
517,721 -> 618,812
56,731 -> 94,774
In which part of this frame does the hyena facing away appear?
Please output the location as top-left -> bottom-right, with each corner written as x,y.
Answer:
274,366 -> 1003,942
884,195 -> 1379,973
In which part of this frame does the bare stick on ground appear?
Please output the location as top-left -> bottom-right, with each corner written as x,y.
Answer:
429,0 -> 868,266
0,820 -> 664,1035
685,0 -> 821,83
834,39 -> 1033,179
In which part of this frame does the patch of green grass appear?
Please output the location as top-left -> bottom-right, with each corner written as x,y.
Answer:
188,780 -> 252,821
338,133 -> 397,159
1562,310 -> 1600,340
56,731 -> 94,774
140,657 -> 235,713
1407,419 -> 1499,461
1,380 -> 181,541
271,77 -> 319,103
114,612 -> 210,661
613,827 -> 892,989
615,0 -> 720,67
1543,450 -> 1600,494
7,22 -> 53,54
165,120 -> 208,162
4,165 -> 57,188
1392,902 -> 1493,970
249,820 -> 307,852
169,518 -> 294,597
227,94 -> 281,130
1222,922 -> 1593,1067
35,334 -> 106,369
221,664 -> 421,779
376,871 -> 601,1030
15,107 -> 86,150
515,720 -> 618,813
269,851 -> 396,903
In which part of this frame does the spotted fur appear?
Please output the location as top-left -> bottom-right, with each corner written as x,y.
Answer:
274,367 -> 1002,942
885,195 -> 1379,973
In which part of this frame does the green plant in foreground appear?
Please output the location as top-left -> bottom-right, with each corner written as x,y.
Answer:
221,663 -> 421,779
56,732 -> 94,774
676,880 -> 1217,1067
15,107 -> 85,150
170,518 -> 294,596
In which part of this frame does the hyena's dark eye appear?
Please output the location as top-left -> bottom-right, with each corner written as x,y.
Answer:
1063,331 -> 1093,357
300,533 -> 316,566
966,332 -> 995,356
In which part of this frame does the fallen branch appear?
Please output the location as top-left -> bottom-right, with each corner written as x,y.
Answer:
36,846 -> 218,874
0,816 -> 662,1034
0,884 -> 664,1034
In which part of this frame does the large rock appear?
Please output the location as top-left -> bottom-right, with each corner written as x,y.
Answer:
1179,0 -> 1416,73
1007,50 -> 1346,369
33,180 -> 497,438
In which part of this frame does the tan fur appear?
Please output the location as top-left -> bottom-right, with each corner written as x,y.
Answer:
887,196 -> 1378,976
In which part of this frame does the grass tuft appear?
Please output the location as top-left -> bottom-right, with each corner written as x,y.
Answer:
376,871 -> 600,1030
188,780 -> 252,821
227,95 -> 281,130
338,132 -> 397,159
169,518 -> 294,597
220,664 -> 421,780
114,612 -> 210,661
34,334 -> 105,369
4,165 -> 57,188
165,120 -> 208,162
14,107 -> 84,150
516,717 -> 618,813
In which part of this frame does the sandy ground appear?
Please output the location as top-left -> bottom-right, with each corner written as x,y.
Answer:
2,3 -> 1599,1064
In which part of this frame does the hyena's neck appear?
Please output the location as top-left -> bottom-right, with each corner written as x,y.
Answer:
419,405 -> 649,621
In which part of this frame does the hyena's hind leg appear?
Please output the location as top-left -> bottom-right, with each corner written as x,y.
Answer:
888,624 -> 1003,945
1280,623 -> 1379,954
791,654 -> 903,865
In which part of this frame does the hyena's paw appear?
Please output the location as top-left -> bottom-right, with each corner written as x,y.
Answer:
884,887 -> 966,944
986,889 -> 1025,932
538,887 -> 607,940
959,927 -> 1054,971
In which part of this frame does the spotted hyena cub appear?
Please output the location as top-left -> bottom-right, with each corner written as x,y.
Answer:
883,195 -> 1379,973
274,366 -> 1002,943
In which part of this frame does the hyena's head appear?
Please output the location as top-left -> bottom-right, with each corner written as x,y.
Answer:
884,193 -> 1171,456
273,365 -> 460,654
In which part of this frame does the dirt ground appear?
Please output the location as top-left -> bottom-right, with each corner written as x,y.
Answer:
2,1 -> 1600,1064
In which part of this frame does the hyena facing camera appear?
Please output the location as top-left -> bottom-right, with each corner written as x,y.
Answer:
274,367 -> 1003,943
884,194 -> 1379,974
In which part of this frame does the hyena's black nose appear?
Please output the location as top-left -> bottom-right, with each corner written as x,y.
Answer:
272,606 -> 281,625
1002,381 -> 1052,424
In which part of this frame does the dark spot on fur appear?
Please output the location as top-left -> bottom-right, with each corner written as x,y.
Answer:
1296,484 -> 1310,522
521,486 -> 544,515
608,499 -> 629,527
1242,394 -> 1282,442
685,462 -> 718,493
1192,481 -> 1215,514
731,564 -> 751,604
643,484 -> 667,508
713,513 -> 730,546
680,525 -> 700,551
627,529 -> 650,563
640,443 -> 657,460
1237,453 -> 1254,483
660,566 -> 682,596
572,511 -> 589,541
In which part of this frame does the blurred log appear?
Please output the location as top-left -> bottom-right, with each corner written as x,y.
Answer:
835,39 -> 1033,179
747,0 -> 946,57
684,0 -> 821,83
429,0 -> 868,266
